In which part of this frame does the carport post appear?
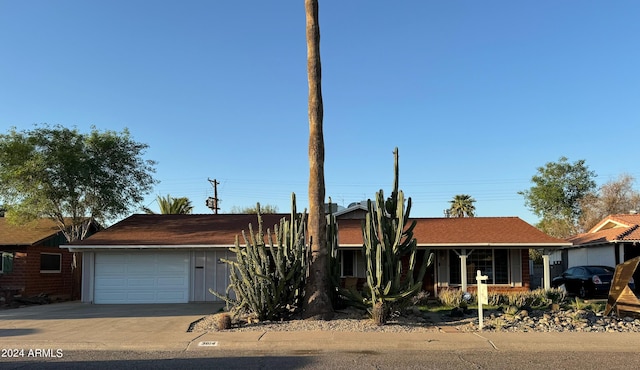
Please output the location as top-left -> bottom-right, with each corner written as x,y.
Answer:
542,251 -> 551,290
460,250 -> 468,292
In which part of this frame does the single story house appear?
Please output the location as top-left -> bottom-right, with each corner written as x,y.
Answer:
66,214 -> 287,304
334,216 -> 570,296
562,214 -> 640,284
66,212 -> 569,304
0,217 -> 95,302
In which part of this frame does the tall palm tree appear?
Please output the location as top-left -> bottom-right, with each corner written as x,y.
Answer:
142,195 -> 193,214
303,0 -> 333,319
449,194 -> 476,217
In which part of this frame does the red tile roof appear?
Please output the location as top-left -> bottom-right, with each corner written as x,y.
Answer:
70,214 -> 568,248
0,218 -> 63,246
568,214 -> 640,246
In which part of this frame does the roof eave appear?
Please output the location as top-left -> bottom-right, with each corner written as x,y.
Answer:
339,242 -> 571,248
64,244 -> 233,252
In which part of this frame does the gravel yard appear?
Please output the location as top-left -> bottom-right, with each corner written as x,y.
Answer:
189,305 -> 640,333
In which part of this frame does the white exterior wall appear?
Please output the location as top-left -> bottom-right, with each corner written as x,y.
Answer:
549,250 -> 563,264
81,248 -> 236,304
568,246 -> 616,267
81,252 -> 94,303
191,250 -> 235,302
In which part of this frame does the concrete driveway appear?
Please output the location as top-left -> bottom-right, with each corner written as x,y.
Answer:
0,301 -> 223,351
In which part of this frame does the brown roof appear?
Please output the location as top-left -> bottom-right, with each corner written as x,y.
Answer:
337,217 -> 567,246
568,214 -> 640,246
70,214 -> 567,248
72,214 -> 293,246
0,218 -> 63,246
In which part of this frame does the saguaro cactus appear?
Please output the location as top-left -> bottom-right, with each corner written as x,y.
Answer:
358,148 -> 433,323
210,194 -> 307,321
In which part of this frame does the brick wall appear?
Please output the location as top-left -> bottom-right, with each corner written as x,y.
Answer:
0,245 -> 75,299
0,250 -> 28,292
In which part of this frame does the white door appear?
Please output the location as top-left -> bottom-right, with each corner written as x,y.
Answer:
94,252 -> 190,304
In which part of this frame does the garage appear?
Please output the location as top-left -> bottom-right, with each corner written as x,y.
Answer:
94,252 -> 190,304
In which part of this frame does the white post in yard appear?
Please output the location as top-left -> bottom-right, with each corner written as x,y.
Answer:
542,252 -> 551,290
476,270 -> 489,330
460,249 -> 468,292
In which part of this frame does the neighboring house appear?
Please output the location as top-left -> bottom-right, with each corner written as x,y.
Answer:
0,217 -> 95,301
563,214 -> 640,284
66,211 -> 569,304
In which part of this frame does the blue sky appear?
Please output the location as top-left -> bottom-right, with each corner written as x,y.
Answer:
2,1 -> 639,224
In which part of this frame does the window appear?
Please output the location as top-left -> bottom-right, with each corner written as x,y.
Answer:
493,249 -> 509,284
449,249 -> 510,285
340,250 -> 366,277
449,250 -> 461,284
40,253 -> 61,273
342,250 -> 354,276
1,252 -> 14,273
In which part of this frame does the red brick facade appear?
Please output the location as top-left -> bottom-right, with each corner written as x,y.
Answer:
0,245 -> 77,299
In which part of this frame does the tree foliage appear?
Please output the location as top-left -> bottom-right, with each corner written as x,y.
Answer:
142,194 -> 193,214
579,174 -> 640,232
449,194 -> 476,217
519,157 -> 596,237
0,124 -> 157,241
229,204 -> 279,214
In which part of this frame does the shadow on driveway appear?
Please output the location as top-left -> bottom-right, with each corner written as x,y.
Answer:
0,301 -> 223,320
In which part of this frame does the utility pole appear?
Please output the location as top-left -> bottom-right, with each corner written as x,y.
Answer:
206,178 -> 220,214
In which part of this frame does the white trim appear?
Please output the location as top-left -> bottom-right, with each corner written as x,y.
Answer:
421,243 -> 572,247
592,219 -> 630,233
66,242 -> 571,252
339,243 -> 571,248
65,244 -> 234,252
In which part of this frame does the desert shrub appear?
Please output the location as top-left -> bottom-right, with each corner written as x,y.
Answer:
437,289 -> 464,307
505,292 -> 528,308
487,291 -> 504,306
545,288 -> 568,305
411,290 -> 431,306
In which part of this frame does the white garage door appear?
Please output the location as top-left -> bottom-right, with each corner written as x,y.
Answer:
94,252 -> 190,304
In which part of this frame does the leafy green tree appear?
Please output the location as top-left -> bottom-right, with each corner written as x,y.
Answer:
449,194 -> 476,217
0,124 -> 157,242
229,204 -> 279,214
519,157 -> 596,237
142,194 -> 193,214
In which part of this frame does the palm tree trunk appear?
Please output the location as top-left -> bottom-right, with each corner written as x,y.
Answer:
303,0 -> 333,319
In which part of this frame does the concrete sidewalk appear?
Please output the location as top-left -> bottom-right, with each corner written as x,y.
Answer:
1,302 -> 639,353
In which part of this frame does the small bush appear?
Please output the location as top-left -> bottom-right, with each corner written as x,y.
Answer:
545,288 -> 567,305
411,290 -> 431,306
487,292 -> 504,306
437,288 -> 464,307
